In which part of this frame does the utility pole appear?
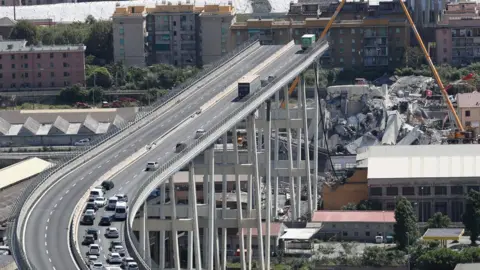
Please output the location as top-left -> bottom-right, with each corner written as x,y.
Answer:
93,73 -> 96,107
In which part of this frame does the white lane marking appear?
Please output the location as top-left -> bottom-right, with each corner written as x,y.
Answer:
50,211 -> 53,215
49,258 -> 52,263
80,177 -> 84,180
119,187 -> 123,191
53,266 -> 56,270
47,218 -> 50,223
46,250 -> 48,254
130,144 -> 134,147
157,157 -> 161,160
122,150 -> 126,153
98,165 -> 102,169
45,234 -> 47,239
133,174 -> 138,178
104,255 -> 107,259
126,181 -> 130,184
98,238 -> 101,243
88,171 -> 92,175
106,160 -> 110,163
59,197 -> 63,201
45,226 -> 48,230
161,124 -> 164,127
114,154 -> 118,158
65,189 -> 69,194
72,183 -> 77,187
54,204 -> 57,208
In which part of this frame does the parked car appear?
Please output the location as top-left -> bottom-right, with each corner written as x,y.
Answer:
74,138 -> 91,146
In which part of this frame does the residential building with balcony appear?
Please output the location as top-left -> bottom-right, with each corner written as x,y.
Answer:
112,6 -> 148,67
435,3 -> 480,66
0,40 -> 86,90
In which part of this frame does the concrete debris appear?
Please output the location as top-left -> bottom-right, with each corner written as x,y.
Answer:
322,75 -> 446,156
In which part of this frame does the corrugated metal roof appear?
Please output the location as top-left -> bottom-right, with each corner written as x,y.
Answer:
279,228 -> 319,240
0,157 -> 54,190
366,145 -> 480,179
311,210 -> 395,223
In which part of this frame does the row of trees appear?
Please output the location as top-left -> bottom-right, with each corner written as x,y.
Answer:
9,16 -> 113,64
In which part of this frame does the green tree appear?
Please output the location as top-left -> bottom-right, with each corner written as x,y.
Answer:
463,190 -> 480,245
85,21 -> 113,64
393,196 -> 419,250
58,84 -> 88,103
341,203 -> 357,210
404,46 -> 425,69
88,87 -> 104,104
87,67 -> 113,88
9,21 -> 38,45
417,248 -> 461,270
361,246 -> 406,267
427,212 -> 451,229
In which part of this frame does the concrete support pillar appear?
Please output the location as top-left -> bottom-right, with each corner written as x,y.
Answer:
265,100 -> 272,269
169,176 -> 181,270
313,66 -> 320,211
296,82 -> 302,217
246,116 -> 253,270
160,184 -> 166,269
188,162 -> 202,270
140,201 -> 148,259
221,133 -> 228,270
233,126 -> 247,270
249,113 -> 265,270
284,85 -> 297,220
203,152 -> 209,265
301,74 -> 313,215
274,91 -> 280,217
207,146 -> 215,270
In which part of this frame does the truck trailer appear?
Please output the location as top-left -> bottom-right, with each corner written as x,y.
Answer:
301,34 -> 316,50
238,75 -> 261,99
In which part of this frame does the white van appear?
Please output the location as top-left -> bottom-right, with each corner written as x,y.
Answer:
89,188 -> 103,199
107,196 -> 118,210
114,201 -> 128,220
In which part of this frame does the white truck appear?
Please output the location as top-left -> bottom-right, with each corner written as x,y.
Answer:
114,201 -> 128,220
237,75 -> 261,99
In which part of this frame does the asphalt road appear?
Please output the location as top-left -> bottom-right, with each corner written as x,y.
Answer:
23,44 -> 283,270
76,44 -> 307,268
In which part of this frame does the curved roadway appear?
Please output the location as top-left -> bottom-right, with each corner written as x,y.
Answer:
23,44 -> 282,270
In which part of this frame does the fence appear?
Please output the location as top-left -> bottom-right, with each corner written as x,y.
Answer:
8,36 -> 260,270
125,39 -> 329,269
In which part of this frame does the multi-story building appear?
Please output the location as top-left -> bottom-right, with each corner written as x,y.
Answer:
112,3 -> 235,67
112,6 -> 148,67
456,91 -> 480,134
230,1 -> 409,69
435,2 -> 480,66
0,40 -> 86,89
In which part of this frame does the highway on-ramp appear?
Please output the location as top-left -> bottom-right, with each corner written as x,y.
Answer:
75,44 -> 309,268
22,44 -> 282,270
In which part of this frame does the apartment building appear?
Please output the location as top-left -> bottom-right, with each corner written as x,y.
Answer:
435,2 -> 480,66
0,40 -> 86,89
112,6 -> 148,67
112,3 -> 235,67
456,91 -> 480,134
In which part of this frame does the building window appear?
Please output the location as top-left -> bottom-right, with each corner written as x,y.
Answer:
50,53 -> 54,58
37,54 -> 41,59
339,38 -> 343,44
51,82 -> 55,87
50,72 -> 54,77
396,28 -> 400,33
63,72 -> 70,77
386,202 -> 395,210
11,64 -> 15,69
333,163 -> 342,170
38,82 -> 42,87
466,110 -> 471,117
50,62 -> 54,68
345,163 -> 356,169
402,186 -> 415,195
352,39 -> 355,44
434,186 -> 447,195
351,28 -> 355,34
418,186 -> 431,196
12,73 -> 15,79
386,187 -> 398,196
120,38 -> 124,45
63,53 -> 68,58
119,27 -> 124,35
451,185 -> 463,195
354,231 -> 359,237
352,58 -> 356,65
342,231 -> 348,236
11,55 -> 14,60
24,72 -> 28,78
63,62 -> 69,68
352,48 -> 356,53
37,63 -> 41,68
0,64 -> 2,69
365,231 -> 370,236
339,57 -> 344,63
444,48 -> 447,53
24,63 -> 28,68
339,29 -> 343,34
24,54 -> 28,59
468,186 -> 479,192
37,72 -> 41,78
370,187 -> 382,196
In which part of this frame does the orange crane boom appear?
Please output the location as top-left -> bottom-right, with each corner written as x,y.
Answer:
280,0 -> 347,109
398,0 -> 464,131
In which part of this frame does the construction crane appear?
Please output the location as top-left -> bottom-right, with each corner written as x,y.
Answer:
281,0 -> 465,132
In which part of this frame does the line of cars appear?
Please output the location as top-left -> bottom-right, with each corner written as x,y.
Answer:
80,180 -> 138,270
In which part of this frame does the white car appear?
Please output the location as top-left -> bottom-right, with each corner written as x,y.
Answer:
126,262 -> 139,270
122,257 -> 135,267
115,194 -> 128,202
105,227 -> 119,238
194,129 -> 206,139
112,245 -> 126,256
90,261 -> 103,270
85,209 -> 96,216
108,252 -> 122,264
75,138 -> 91,146
94,197 -> 106,207
146,161 -> 159,171
88,244 -> 100,256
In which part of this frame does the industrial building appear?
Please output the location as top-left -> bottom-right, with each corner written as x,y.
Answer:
0,107 -> 137,146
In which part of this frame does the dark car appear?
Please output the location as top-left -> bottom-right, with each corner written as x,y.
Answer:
99,215 -> 113,226
82,235 -> 95,245
85,202 -> 98,212
81,215 -> 94,225
85,228 -> 100,240
101,180 -> 115,191
109,240 -> 122,251
175,143 -> 187,153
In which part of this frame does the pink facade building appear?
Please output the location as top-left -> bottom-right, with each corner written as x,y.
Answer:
435,2 -> 480,66
0,40 -> 86,90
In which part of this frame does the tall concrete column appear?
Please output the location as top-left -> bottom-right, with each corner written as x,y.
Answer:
284,85 -> 297,220
274,91 -> 280,217
169,176 -> 181,270
265,100 -> 272,269
159,184 -> 166,268
313,66 -> 320,211
246,116 -> 253,270
233,126 -> 246,270
249,113 -> 265,270
221,133 -> 228,270
296,83 -> 302,217
207,146 -> 215,270
301,74 -> 313,215
140,201 -> 148,259
188,162 -> 202,269
203,151 -> 209,265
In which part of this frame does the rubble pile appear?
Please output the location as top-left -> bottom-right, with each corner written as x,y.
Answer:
324,76 -> 446,155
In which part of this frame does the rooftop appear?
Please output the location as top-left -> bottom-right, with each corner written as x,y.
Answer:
422,228 -> 464,241
279,228 -> 320,240
0,40 -> 85,53
365,145 -> 480,179
311,210 -> 396,223
457,91 -> 480,108
0,157 -> 54,190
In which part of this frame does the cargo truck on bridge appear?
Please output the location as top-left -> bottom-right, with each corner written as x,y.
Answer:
301,34 -> 316,50
237,75 -> 261,99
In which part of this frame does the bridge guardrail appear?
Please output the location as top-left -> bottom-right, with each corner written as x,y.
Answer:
8,36 -> 260,270
125,39 -> 329,269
